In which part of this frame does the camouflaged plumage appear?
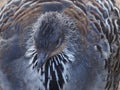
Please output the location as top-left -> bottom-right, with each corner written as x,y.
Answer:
0,0 -> 120,90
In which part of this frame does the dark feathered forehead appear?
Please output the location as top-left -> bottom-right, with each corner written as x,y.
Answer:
33,12 -> 64,33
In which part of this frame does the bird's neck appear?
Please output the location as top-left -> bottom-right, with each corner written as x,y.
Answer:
25,46 -> 75,90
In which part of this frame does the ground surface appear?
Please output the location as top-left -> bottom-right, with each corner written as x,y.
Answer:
0,0 -> 120,90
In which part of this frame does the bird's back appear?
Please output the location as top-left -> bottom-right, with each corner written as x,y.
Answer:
0,0 -> 120,90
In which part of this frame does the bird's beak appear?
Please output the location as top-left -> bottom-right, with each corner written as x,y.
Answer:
37,52 -> 48,69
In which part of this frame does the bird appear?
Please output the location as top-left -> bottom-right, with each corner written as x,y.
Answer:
0,0 -> 120,90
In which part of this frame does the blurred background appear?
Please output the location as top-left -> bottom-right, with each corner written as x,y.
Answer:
0,0 -> 120,90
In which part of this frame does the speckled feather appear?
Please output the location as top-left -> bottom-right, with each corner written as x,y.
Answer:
0,0 -> 120,90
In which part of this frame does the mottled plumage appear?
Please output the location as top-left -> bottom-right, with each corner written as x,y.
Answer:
0,0 -> 120,90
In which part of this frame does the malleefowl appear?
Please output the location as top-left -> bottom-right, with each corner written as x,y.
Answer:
0,0 -> 120,90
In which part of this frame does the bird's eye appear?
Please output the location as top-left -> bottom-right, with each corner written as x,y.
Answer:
56,38 -> 62,48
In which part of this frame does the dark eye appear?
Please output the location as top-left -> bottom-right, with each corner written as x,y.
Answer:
56,38 -> 62,48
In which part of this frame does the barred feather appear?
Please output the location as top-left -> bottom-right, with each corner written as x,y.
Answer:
0,0 -> 120,90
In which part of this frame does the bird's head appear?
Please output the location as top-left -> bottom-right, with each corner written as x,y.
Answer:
32,12 -> 66,69
26,12 -> 78,70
